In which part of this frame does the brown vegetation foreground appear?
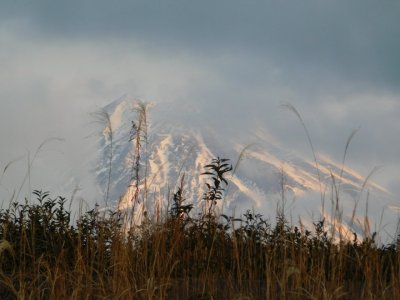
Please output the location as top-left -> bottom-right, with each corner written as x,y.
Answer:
0,188 -> 399,300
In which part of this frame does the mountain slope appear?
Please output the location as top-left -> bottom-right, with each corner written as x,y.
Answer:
94,96 -> 398,241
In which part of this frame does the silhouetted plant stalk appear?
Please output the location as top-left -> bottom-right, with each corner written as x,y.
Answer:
90,109 -> 113,208
128,101 -> 150,225
10,138 -> 64,206
281,104 -> 325,203
201,157 -> 232,216
170,174 -> 193,220
281,103 -> 380,242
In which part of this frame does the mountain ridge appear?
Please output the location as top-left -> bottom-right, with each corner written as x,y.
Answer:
93,95 -> 397,241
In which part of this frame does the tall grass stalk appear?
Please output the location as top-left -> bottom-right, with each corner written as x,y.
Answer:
127,101 -> 149,226
281,104 -> 323,200
90,109 -> 113,208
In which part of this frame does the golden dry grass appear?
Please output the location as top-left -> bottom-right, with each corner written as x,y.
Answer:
0,189 -> 399,300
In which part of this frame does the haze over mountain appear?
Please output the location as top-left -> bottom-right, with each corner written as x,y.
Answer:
1,1 -> 399,245
90,95 -> 398,242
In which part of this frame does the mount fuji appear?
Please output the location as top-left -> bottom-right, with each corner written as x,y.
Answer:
92,95 -> 398,242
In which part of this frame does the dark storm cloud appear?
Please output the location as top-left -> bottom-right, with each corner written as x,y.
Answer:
1,0 -> 399,204
1,1 -> 400,89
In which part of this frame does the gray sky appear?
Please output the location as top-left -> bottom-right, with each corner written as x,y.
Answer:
1,1 -> 400,204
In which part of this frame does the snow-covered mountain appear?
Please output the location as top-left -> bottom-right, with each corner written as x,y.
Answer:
94,95 -> 398,242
